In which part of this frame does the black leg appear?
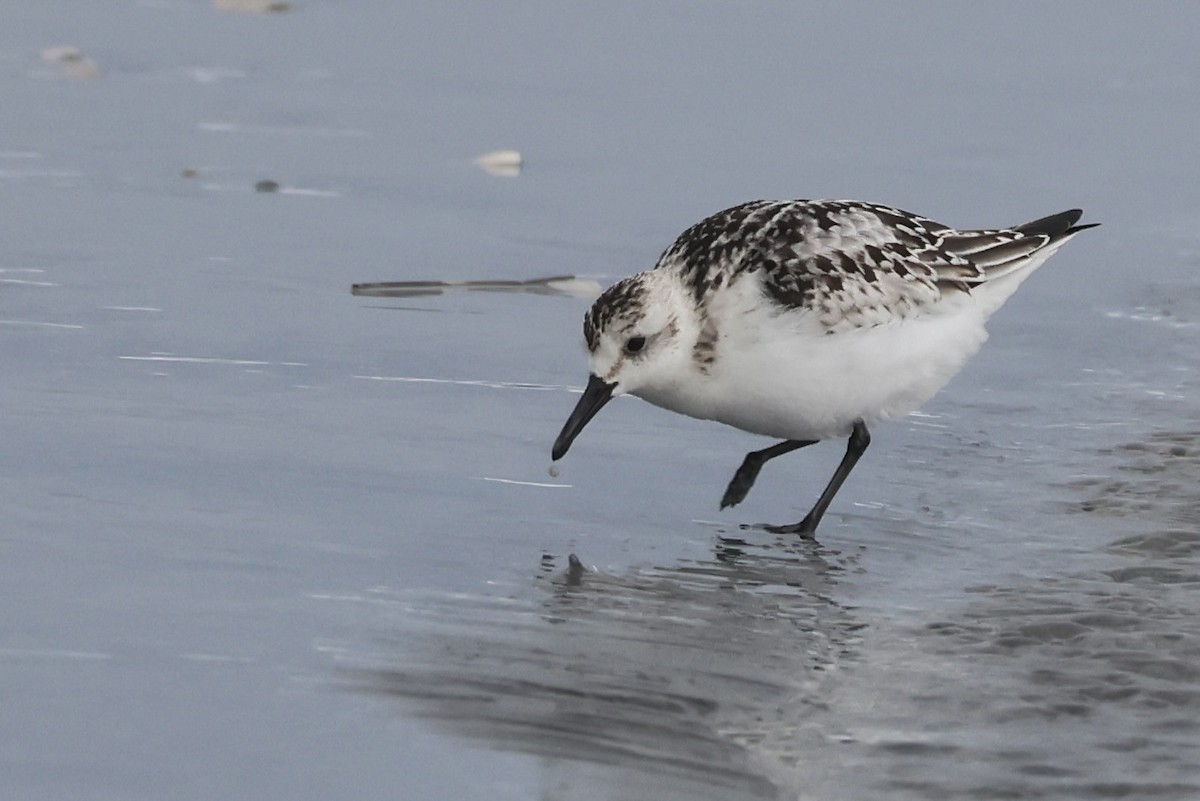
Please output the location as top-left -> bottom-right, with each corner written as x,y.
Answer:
720,439 -> 817,509
769,420 -> 871,537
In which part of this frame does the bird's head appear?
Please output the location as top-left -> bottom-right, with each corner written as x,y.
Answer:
552,271 -> 695,461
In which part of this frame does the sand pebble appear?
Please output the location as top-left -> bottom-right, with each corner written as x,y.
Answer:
40,45 -> 100,80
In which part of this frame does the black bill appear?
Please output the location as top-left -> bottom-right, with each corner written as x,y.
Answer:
552,374 -> 616,461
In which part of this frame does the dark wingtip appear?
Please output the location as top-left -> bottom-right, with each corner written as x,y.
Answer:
1016,209 -> 1099,239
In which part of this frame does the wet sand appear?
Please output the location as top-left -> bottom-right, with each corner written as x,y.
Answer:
2,2 -> 1199,799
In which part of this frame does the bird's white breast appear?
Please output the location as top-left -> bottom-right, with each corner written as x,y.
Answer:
633,280 -> 991,441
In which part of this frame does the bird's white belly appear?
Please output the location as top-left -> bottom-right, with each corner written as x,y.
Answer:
634,305 -> 989,441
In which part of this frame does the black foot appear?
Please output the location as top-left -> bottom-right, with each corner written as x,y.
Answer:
764,421 -> 869,539
720,459 -> 763,509
764,514 -> 819,539
720,440 -> 815,510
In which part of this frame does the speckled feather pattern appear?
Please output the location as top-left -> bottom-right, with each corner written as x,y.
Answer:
645,199 -> 1085,334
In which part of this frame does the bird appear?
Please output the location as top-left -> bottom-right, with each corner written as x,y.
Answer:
551,199 -> 1097,536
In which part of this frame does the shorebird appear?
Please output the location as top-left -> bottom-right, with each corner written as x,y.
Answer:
552,199 -> 1097,535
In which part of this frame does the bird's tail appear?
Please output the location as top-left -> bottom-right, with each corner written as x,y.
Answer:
946,209 -> 1098,315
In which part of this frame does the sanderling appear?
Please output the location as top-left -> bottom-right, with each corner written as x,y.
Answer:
552,199 -> 1098,535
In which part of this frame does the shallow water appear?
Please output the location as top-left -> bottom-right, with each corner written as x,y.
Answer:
3,2 -> 1199,800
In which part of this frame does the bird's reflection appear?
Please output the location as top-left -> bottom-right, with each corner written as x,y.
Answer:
352,529 -> 865,800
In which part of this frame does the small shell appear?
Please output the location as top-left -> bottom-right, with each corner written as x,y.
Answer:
213,0 -> 291,13
473,149 -> 523,178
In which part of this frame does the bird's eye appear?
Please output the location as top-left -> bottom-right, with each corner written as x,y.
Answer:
624,336 -> 647,355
